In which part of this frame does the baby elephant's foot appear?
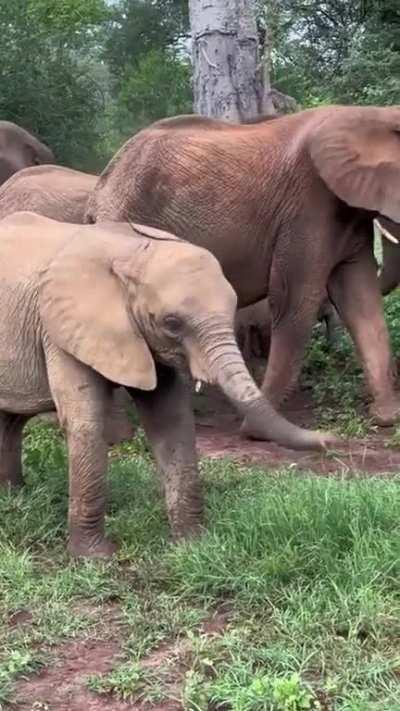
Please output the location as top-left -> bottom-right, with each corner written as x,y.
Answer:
68,531 -> 118,559
369,397 -> 400,427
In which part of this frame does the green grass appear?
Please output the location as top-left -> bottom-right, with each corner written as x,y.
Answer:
1,421 -> 400,708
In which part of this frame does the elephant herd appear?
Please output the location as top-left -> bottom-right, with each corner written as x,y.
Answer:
1,105 -> 400,557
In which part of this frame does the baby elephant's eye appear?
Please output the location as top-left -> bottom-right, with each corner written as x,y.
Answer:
163,315 -> 183,334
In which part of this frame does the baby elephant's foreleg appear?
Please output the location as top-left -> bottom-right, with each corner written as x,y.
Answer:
45,346 -> 116,558
130,366 -> 203,539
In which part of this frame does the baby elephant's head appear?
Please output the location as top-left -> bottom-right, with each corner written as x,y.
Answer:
113,238 -> 237,385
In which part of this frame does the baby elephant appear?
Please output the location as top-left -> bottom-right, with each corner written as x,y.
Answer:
0,213 -> 336,557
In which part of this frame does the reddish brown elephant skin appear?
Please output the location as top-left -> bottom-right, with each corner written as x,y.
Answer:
86,106 -> 400,431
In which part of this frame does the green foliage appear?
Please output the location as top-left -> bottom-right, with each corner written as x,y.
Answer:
115,49 -> 192,137
29,0 -> 109,37
263,0 -> 400,108
2,0 -> 399,174
0,0 -> 109,169
104,0 -> 189,81
102,0 -> 191,148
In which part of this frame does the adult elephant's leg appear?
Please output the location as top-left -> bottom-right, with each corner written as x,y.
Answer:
256,266 -> 328,409
128,366 -> 203,540
0,413 -> 28,488
45,346 -> 116,558
328,245 -> 399,425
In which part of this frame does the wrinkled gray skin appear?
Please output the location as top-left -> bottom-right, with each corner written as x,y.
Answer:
0,213 -> 337,557
0,122 -> 54,185
0,165 -> 133,445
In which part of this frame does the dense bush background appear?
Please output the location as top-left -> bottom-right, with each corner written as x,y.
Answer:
2,0 -> 398,172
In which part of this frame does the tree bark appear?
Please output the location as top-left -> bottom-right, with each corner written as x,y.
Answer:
189,0 -> 264,121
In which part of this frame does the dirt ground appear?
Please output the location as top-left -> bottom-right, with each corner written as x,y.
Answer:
194,380 -> 400,476
8,369 -> 400,710
10,606 -> 230,711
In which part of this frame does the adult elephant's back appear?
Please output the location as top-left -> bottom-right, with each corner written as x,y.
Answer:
85,114 -> 284,307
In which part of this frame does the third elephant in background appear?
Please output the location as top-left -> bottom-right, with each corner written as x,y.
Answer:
0,164 -> 133,445
0,121 -> 53,185
86,105 -> 400,436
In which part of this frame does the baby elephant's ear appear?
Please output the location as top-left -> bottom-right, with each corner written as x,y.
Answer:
39,242 -> 156,390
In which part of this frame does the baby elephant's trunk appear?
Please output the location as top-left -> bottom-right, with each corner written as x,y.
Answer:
196,319 -> 338,451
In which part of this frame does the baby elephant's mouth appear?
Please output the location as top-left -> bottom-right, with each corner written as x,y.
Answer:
155,346 -> 187,369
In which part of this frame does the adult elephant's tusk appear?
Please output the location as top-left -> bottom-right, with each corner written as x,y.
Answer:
376,219 -> 399,244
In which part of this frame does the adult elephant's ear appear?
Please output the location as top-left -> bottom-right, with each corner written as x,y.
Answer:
39,240 -> 157,390
309,106 -> 400,223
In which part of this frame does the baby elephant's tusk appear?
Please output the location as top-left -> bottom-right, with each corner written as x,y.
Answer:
195,380 -> 203,393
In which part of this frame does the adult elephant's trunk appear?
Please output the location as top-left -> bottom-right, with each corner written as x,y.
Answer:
194,318 -> 337,451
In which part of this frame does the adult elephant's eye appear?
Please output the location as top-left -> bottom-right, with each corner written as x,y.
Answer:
163,315 -> 183,334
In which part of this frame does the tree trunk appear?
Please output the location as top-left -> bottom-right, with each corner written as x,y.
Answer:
189,0 -> 264,121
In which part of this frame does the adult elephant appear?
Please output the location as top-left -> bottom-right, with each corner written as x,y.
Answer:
0,122 -> 54,185
0,164 -> 134,445
86,105 -> 400,436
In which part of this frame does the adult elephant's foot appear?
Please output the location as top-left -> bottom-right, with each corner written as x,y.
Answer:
369,397 -> 400,426
68,532 -> 118,559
